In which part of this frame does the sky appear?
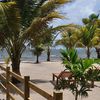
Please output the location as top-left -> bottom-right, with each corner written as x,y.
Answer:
52,0 -> 100,27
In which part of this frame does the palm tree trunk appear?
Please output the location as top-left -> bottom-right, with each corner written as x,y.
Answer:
11,56 -> 21,84
36,54 -> 39,63
87,47 -> 90,59
95,47 -> 100,58
47,46 -> 50,61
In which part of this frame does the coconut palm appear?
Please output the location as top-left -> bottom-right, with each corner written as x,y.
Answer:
43,26 -> 60,61
80,14 -> 100,58
43,27 -> 54,61
55,24 -> 80,49
31,45 -> 44,63
43,24 -> 77,61
95,20 -> 100,58
28,0 -> 72,62
0,0 -> 71,83
95,47 -> 100,58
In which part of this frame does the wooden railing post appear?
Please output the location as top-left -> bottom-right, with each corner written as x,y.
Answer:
53,91 -> 63,100
6,67 -> 10,100
24,76 -> 30,100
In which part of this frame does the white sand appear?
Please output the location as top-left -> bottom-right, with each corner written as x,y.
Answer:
0,61 -> 100,100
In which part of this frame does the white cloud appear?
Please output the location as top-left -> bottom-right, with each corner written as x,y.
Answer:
52,0 -> 99,26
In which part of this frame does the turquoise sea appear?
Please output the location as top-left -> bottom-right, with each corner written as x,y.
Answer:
0,47 -> 97,62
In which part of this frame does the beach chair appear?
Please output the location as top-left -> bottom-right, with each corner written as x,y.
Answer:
52,70 -> 74,85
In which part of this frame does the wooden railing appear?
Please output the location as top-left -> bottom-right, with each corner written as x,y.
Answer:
0,66 -> 63,100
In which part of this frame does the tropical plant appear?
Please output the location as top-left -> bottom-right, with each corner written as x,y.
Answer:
60,48 -> 80,67
0,0 -> 71,83
55,48 -> 100,100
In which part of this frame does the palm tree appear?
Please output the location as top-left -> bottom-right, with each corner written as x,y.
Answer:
95,20 -> 100,58
0,0 -> 71,83
80,14 -> 100,58
43,26 -> 59,61
43,27 -> 53,61
0,2 -> 22,75
31,45 -> 44,63
95,47 -> 100,58
28,0 -> 72,62
43,24 -> 77,61
55,24 -> 80,49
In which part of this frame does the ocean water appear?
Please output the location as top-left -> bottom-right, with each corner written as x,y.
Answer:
0,48 -> 97,62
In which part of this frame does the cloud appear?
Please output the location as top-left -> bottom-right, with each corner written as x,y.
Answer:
52,0 -> 99,26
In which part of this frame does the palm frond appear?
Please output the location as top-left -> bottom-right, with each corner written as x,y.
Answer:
41,0 -> 71,17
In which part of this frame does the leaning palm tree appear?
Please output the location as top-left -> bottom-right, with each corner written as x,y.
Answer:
28,0 -> 73,62
0,0 -> 71,83
55,24 -> 80,49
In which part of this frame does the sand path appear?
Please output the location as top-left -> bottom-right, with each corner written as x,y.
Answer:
0,61 -> 100,100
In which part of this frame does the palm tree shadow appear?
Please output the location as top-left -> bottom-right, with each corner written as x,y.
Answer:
0,76 -> 52,95
30,79 -> 50,84
21,61 -> 42,64
0,81 -> 24,95
21,61 -> 35,64
95,83 -> 100,88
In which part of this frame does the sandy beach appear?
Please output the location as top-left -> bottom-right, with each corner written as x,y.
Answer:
0,61 -> 100,100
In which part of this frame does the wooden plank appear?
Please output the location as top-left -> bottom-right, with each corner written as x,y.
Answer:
29,81 -> 53,100
10,71 -> 24,82
9,82 -> 24,98
28,98 -> 32,100
24,76 -> 30,100
0,82 -> 6,91
9,94 -> 15,100
0,74 -> 6,81
6,67 -> 10,100
53,91 -> 63,100
0,66 -> 6,71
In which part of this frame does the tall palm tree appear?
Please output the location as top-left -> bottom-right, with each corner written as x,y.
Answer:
0,0 -> 71,83
95,20 -> 100,58
28,0 -> 72,62
80,14 -> 100,58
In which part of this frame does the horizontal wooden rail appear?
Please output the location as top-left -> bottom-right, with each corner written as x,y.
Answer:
9,94 -> 15,100
28,98 -> 32,100
0,65 -> 6,71
29,81 -> 53,100
9,82 -> 24,98
0,74 -> 6,81
10,71 -> 24,82
0,82 -> 6,91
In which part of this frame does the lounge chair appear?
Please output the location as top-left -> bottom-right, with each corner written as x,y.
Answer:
52,70 -> 74,85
